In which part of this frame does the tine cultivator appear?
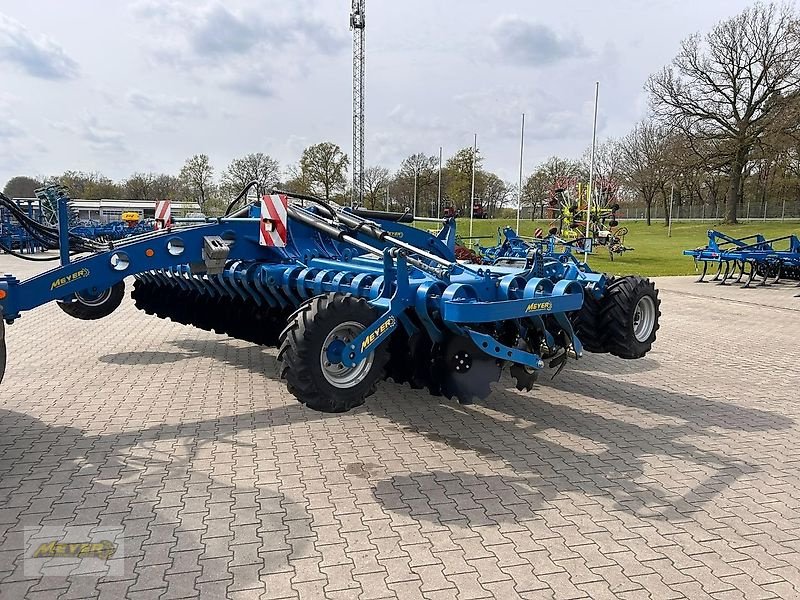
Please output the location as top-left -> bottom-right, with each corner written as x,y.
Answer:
684,230 -> 800,288
0,183 -> 661,412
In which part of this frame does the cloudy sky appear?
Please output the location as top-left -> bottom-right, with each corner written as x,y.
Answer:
0,0 -> 755,189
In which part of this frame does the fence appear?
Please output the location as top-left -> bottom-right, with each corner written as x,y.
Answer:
619,198 -> 800,222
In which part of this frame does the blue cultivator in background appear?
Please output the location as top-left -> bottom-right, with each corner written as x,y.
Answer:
0,183 -> 661,412
684,230 -> 800,287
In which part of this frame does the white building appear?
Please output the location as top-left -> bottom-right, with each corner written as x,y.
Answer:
13,198 -> 201,222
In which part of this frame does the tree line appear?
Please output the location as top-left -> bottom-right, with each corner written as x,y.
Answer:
2,143 -> 516,219
4,2 -> 800,225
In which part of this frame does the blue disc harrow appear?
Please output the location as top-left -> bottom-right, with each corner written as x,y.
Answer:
0,184 -> 661,412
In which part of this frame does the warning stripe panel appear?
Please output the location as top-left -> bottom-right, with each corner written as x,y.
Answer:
259,194 -> 288,247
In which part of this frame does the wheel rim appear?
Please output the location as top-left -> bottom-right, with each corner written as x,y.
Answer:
320,321 -> 374,389
75,287 -> 112,307
632,295 -> 656,343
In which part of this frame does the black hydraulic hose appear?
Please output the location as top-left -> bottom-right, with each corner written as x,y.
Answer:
0,240 -> 60,261
223,181 -> 261,216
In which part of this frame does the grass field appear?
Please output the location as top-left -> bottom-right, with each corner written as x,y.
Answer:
414,218 -> 800,277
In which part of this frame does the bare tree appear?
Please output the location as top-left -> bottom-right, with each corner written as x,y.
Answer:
648,2 -> 800,223
221,153 -> 280,199
179,154 -> 215,211
619,121 -> 670,225
362,166 -> 389,209
397,153 -> 438,215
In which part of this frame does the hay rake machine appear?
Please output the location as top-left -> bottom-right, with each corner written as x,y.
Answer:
684,230 -> 800,287
0,183 -> 661,412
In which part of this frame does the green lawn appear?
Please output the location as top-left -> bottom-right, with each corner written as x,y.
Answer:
414,218 -> 800,277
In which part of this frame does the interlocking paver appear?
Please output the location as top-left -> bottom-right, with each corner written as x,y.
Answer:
0,267 -> 799,598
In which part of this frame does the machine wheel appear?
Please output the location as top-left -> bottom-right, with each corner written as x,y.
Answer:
572,279 -> 612,354
601,276 -> 660,359
58,281 -> 125,320
278,294 -> 389,413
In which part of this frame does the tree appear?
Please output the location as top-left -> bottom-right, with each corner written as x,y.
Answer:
362,166 -> 390,209
124,172 -> 182,200
481,172 -> 511,217
397,153 -> 438,216
444,147 -> 483,214
179,154 -> 215,211
298,142 -> 349,200
221,153 -> 280,199
3,176 -> 42,198
619,121 -> 670,225
584,139 -> 624,206
52,171 -> 121,200
648,2 -> 800,223
521,170 -> 549,219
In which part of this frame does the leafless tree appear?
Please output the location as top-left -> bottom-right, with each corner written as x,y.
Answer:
362,166 -> 390,210
179,154 -> 215,211
619,121 -> 670,225
221,153 -> 280,199
648,2 -> 800,223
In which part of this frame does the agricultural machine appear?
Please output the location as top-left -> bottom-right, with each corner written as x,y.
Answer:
0,183 -> 661,412
554,192 -> 633,260
684,230 -> 800,287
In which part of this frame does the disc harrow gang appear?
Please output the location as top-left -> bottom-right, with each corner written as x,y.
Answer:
685,230 -> 800,288
0,184 -> 662,412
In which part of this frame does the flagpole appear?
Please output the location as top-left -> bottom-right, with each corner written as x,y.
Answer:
469,133 -> 477,238
516,113 -> 525,233
584,82 -> 599,263
437,146 -> 443,219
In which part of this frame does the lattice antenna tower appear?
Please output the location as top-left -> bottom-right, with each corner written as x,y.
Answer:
350,0 -> 365,207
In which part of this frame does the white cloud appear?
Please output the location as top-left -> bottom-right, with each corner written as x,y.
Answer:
0,12 -> 78,79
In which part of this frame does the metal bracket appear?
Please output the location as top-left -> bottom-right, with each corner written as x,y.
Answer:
202,236 -> 230,275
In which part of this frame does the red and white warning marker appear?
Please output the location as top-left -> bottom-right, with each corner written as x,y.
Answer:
259,194 -> 288,247
155,199 -> 171,229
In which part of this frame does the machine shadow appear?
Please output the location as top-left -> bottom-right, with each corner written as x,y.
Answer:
366,375 -> 772,527
99,351 -> 193,365
570,353 -> 661,375
0,406 -> 316,596
541,368 -> 793,431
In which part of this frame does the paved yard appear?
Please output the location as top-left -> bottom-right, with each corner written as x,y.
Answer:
0,259 -> 799,599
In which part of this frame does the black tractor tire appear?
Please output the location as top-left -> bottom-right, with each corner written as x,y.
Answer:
600,276 -> 660,359
278,293 -> 389,413
58,281 -> 125,320
572,279 -> 612,354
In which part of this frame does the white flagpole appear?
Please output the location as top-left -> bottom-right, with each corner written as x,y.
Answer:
437,146 -> 443,219
516,113 -> 525,233
584,82 -> 599,263
469,133 -> 477,238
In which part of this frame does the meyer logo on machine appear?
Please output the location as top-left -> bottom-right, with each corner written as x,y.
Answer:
385,231 -> 403,238
50,268 -> 90,290
360,316 -> 396,352
525,301 -> 553,313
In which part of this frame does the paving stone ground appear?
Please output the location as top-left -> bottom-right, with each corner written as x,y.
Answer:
0,257 -> 799,599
